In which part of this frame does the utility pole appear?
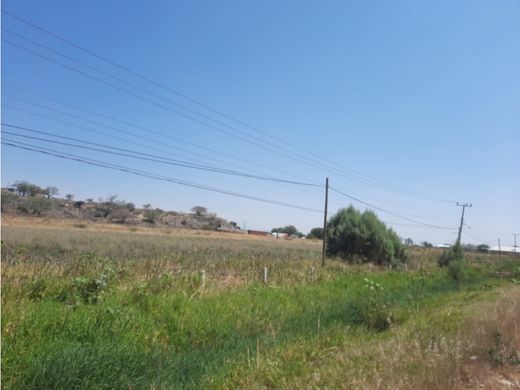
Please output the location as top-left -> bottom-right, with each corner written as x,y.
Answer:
513,233 -> 519,253
321,177 -> 329,267
456,202 -> 472,245
498,238 -> 501,262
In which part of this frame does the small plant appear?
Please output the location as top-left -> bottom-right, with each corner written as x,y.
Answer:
409,271 -> 429,311
488,331 -> 520,366
72,273 -> 109,304
56,269 -> 113,306
359,278 -> 393,332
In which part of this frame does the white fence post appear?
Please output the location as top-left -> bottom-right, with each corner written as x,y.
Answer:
263,267 -> 268,284
201,270 -> 206,289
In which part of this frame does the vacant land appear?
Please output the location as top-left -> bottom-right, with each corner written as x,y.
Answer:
1,220 -> 519,389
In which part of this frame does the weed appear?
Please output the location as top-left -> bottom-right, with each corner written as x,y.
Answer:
487,331 -> 520,366
358,278 -> 393,332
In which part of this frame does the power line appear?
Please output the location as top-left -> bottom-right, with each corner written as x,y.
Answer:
2,140 -> 323,213
2,97 -> 327,201
2,90 -> 322,184
2,123 -> 321,187
2,26 -> 334,166
329,186 -> 455,230
327,188 -> 451,222
3,38 -> 353,177
1,11 -> 458,203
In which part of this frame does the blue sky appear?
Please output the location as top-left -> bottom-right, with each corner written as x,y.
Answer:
2,0 -> 519,245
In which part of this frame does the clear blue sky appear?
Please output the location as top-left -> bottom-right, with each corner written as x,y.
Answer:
2,0 -> 519,246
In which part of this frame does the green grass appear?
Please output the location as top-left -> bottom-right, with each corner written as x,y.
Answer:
1,225 -> 518,389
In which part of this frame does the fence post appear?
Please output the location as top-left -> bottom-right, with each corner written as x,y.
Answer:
201,270 -> 206,289
263,267 -> 268,284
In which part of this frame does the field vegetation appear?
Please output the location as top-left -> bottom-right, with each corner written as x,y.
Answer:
1,222 -> 519,389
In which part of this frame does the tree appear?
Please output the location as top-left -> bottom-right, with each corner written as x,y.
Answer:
476,244 -> 490,253
421,241 -> 433,248
14,181 -> 42,197
307,227 -> 324,240
191,206 -> 207,216
404,238 -> 414,246
42,186 -> 59,199
271,225 -> 302,237
73,201 -> 85,209
326,206 -> 406,266
65,194 -> 74,201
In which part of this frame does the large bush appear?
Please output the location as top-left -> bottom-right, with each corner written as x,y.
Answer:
326,206 -> 406,265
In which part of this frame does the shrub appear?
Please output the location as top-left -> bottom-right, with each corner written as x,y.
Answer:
25,197 -> 53,216
326,206 -> 406,265
143,208 -> 161,224
358,278 -> 393,331
438,244 -> 463,267
447,258 -> 467,287
438,244 -> 466,286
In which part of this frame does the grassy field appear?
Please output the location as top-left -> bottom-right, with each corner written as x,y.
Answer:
2,221 -> 519,389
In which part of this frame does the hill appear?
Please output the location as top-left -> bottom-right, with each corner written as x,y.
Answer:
1,184 -> 240,232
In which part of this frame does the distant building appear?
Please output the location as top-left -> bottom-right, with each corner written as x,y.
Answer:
247,229 -> 269,236
271,232 -> 288,238
489,246 -> 519,254
437,244 -> 451,249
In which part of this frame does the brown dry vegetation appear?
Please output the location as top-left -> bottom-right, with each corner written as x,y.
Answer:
2,218 -> 519,389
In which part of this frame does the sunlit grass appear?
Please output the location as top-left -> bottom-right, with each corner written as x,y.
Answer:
1,224 -> 518,389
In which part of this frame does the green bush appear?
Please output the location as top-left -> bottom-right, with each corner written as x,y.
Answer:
326,206 -> 406,265
438,244 -> 463,267
438,244 -> 466,286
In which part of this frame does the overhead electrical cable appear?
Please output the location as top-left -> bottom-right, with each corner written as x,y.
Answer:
2,101 -> 327,201
1,16 -> 458,202
2,91 -> 323,186
3,38 -> 354,177
2,123 -> 321,187
329,187 -> 455,230
2,140 -> 323,214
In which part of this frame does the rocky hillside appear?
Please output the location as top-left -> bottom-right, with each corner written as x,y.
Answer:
1,185 -> 240,232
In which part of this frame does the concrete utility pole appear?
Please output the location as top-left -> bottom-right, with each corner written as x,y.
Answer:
513,233 -> 519,253
321,177 -> 329,267
456,202 -> 472,245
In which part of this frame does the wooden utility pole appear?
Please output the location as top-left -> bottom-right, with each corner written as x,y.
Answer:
456,202 -> 472,245
321,177 -> 329,267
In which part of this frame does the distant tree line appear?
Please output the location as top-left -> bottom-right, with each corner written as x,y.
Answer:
271,225 -> 304,238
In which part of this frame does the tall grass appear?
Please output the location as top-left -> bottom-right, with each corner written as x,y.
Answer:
1,225 -> 518,389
